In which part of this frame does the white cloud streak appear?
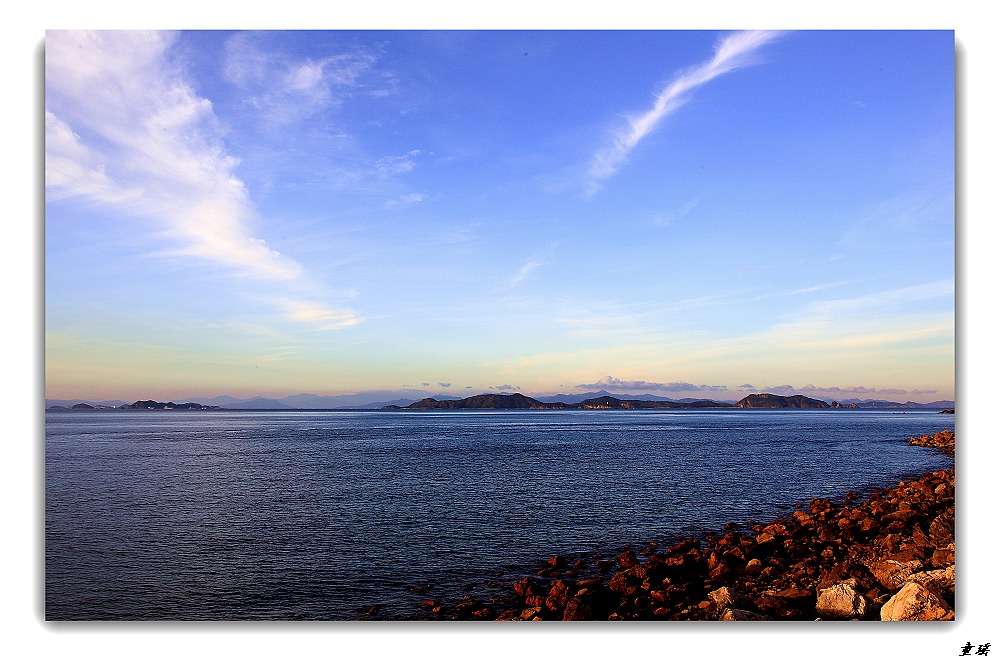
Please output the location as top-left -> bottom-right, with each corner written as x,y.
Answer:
223,33 -> 384,128
44,111 -> 145,204
375,150 -> 421,178
587,30 -> 782,195
280,300 -> 363,330
792,280 -> 954,325
46,30 -> 300,280
509,259 -> 547,287
45,30 -> 360,328
383,192 -> 428,209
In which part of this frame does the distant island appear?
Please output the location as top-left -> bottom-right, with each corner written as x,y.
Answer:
398,393 -> 733,411
46,400 -> 221,412
46,392 -> 955,412
733,393 -> 830,409
389,392 -> 951,411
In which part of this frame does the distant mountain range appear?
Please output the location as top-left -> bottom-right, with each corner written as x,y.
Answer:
46,391 -> 955,411
401,393 -> 733,410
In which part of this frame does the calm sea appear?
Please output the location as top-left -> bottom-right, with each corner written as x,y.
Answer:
44,409 -> 954,620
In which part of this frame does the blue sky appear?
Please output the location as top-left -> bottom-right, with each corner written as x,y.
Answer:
44,30 -> 955,402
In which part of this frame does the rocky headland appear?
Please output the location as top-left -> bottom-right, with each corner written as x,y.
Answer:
415,430 -> 955,622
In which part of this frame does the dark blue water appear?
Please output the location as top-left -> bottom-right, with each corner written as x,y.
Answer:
45,409 -> 954,620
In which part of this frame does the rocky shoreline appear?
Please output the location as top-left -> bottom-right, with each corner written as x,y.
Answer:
419,430 -> 955,622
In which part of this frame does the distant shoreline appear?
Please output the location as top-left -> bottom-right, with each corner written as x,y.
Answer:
45,391 -> 955,413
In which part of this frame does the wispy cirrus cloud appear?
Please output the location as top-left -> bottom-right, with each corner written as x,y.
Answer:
46,31 -> 301,281
383,192 -> 428,209
45,111 -> 145,204
763,383 -> 941,398
839,179 -> 955,250
771,280 -> 954,336
587,30 -> 782,196
651,196 -> 701,227
375,150 -> 422,178
509,259 -> 548,287
223,32 -> 387,128
45,30 -> 360,328
279,300 -> 363,330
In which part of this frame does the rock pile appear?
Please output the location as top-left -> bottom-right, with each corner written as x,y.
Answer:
432,430 -> 955,622
908,429 -> 955,455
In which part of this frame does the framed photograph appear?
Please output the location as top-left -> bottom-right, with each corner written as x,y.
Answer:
44,29 -> 956,630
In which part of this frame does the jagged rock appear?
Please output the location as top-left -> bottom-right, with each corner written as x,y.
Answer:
815,582 -> 867,619
545,580 -> 570,612
931,544 -> 955,568
512,576 -> 539,597
774,587 -> 814,602
755,588 -> 815,619
520,606 -> 542,620
911,524 -> 933,547
882,509 -> 918,524
906,565 -> 955,597
617,550 -> 640,569
928,512 -> 955,546
562,596 -> 591,620
707,586 -> 751,612
869,558 -> 924,590
880,582 -> 954,621
608,571 -> 637,595
719,608 -> 771,621
626,564 -> 650,581
525,594 -> 545,608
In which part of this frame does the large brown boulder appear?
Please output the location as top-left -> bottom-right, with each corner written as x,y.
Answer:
880,582 -> 954,621
931,544 -> 955,568
607,571 -> 637,596
869,558 -> 924,590
815,582 -> 867,619
906,565 -> 955,601
928,512 -> 955,546
706,586 -> 751,612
